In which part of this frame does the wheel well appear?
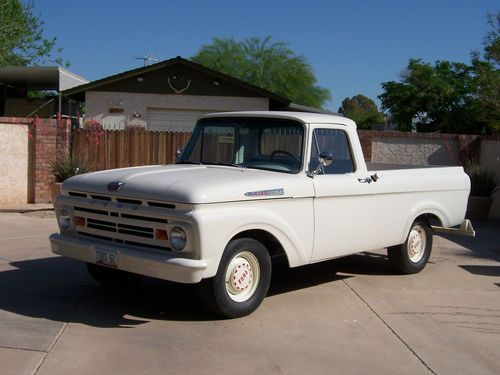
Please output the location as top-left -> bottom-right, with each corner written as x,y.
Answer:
415,213 -> 442,227
231,230 -> 289,265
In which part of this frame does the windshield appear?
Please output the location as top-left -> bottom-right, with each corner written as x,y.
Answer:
178,117 -> 304,174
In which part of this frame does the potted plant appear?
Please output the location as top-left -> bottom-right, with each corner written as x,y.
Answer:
465,163 -> 499,220
50,154 -> 89,203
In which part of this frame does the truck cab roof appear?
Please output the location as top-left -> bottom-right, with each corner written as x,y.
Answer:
202,111 -> 357,130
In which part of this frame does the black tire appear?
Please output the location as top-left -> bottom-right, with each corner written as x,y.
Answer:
388,219 -> 433,274
198,238 -> 271,319
86,263 -> 143,288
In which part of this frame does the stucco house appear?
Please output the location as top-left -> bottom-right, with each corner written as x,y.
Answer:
63,56 -> 327,131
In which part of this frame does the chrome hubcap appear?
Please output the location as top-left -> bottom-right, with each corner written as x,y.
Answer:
225,251 -> 260,302
407,225 -> 426,263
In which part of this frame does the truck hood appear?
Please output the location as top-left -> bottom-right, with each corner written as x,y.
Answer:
62,164 -> 313,204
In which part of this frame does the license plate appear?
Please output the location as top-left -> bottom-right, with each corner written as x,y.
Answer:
95,247 -> 118,268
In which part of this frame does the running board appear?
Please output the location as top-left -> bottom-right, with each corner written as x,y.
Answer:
432,219 -> 475,237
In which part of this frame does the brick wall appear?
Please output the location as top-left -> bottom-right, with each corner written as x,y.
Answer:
31,117 -> 71,203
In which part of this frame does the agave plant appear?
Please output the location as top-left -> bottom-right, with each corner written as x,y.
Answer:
466,164 -> 499,197
50,154 -> 90,182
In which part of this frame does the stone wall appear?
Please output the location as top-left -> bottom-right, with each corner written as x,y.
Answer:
371,137 -> 459,165
358,130 -> 500,219
358,130 -> 481,166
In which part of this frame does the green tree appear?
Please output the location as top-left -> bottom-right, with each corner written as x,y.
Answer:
470,12 -> 500,133
379,13 -> 499,134
192,36 -> 331,108
0,0 -> 66,66
379,59 -> 478,132
482,12 -> 500,66
338,94 -> 385,129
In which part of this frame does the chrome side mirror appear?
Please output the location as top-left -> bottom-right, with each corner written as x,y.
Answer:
319,152 -> 333,167
176,145 -> 185,161
310,151 -> 333,176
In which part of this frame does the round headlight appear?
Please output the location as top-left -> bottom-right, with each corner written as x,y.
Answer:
170,226 -> 186,250
58,209 -> 72,230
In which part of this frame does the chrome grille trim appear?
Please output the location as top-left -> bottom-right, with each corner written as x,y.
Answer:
63,191 -> 179,251
67,191 -> 177,210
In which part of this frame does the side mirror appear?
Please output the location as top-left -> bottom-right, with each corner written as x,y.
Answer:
176,145 -> 185,161
318,152 -> 333,167
310,151 -> 333,176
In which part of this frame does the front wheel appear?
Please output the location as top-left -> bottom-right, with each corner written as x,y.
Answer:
199,238 -> 271,318
388,220 -> 433,274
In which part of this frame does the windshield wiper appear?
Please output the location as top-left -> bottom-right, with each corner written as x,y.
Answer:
203,162 -> 246,169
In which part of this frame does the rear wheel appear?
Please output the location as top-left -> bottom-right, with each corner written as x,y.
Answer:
388,220 -> 433,274
86,263 -> 143,288
199,238 -> 271,318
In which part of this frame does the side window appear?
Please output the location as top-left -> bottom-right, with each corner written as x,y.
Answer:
310,129 -> 354,174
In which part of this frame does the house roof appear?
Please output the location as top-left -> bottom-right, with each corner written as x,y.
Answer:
63,56 -> 292,109
0,66 -> 88,91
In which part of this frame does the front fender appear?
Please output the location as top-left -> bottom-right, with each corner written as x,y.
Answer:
190,199 -> 314,277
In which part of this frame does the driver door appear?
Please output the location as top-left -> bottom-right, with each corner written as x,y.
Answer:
310,127 -> 377,261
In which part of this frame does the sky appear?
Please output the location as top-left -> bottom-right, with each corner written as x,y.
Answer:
34,0 -> 497,112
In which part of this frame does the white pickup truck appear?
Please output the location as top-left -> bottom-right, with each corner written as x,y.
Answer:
50,111 -> 474,318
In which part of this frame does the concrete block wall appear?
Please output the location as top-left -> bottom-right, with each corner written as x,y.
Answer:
357,130 -> 484,165
358,130 -> 500,219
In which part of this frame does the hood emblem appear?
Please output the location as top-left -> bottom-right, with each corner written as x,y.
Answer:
245,188 -> 284,197
108,181 -> 125,192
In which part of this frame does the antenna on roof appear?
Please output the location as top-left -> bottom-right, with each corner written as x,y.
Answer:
134,53 -> 158,66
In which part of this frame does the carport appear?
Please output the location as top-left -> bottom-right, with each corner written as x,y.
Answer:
0,66 -> 88,117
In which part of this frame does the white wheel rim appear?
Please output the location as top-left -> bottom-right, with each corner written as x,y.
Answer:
225,251 -> 260,302
407,225 -> 426,263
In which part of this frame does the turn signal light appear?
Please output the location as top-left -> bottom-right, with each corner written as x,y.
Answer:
74,216 -> 85,227
155,229 -> 168,240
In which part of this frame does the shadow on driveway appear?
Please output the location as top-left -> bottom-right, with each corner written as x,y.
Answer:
0,251 -> 399,327
439,220 -> 500,262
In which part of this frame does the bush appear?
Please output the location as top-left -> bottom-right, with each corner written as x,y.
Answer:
466,164 -> 499,197
50,154 -> 89,182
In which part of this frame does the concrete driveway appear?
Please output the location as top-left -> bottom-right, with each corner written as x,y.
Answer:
0,212 -> 498,375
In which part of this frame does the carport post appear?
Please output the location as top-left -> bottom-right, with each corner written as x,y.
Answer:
58,92 -> 62,116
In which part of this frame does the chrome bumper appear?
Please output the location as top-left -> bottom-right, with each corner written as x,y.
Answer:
432,219 -> 476,237
50,233 -> 209,283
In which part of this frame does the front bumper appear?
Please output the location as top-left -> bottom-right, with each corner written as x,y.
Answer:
50,233 -> 208,284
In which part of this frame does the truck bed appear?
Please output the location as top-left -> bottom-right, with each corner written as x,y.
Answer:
367,162 -> 451,171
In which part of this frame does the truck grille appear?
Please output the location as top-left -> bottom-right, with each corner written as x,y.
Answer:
66,191 -> 175,251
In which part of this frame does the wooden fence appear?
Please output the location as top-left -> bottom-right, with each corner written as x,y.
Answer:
72,127 -> 303,171
72,129 -> 191,171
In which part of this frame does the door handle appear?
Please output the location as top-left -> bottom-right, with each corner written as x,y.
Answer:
358,177 -> 372,184
358,173 -> 379,184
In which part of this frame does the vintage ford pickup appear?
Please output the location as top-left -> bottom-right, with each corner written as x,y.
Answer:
50,112 -> 474,318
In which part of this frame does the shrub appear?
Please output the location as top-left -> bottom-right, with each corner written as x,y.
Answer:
50,154 -> 90,182
466,164 -> 499,197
